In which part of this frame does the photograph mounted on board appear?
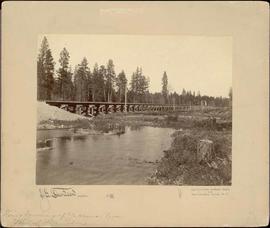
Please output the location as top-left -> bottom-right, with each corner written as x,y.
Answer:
36,35 -> 232,185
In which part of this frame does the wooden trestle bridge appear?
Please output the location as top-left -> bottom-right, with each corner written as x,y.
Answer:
46,100 -> 205,117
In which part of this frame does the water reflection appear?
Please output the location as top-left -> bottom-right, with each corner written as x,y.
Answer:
36,139 -> 53,149
72,135 -> 88,141
36,126 -> 174,185
91,135 -> 100,142
129,125 -> 143,131
38,147 -> 52,166
93,121 -> 126,134
115,125 -> 125,137
60,136 -> 72,141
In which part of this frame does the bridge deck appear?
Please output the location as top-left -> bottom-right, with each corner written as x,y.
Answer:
45,100 -> 214,117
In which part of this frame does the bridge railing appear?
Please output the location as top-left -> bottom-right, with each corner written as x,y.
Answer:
45,100 -> 190,106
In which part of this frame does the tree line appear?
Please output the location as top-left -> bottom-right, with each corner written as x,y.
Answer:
37,37 -> 231,107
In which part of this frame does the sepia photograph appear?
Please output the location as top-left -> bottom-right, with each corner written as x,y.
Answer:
2,1 -> 269,227
36,35 -> 232,185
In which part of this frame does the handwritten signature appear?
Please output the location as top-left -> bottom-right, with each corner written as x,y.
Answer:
39,187 -> 76,199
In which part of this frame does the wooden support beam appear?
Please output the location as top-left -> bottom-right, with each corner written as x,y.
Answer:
107,105 -> 114,113
113,104 -> 117,112
114,105 -> 120,112
67,105 -> 76,113
88,105 -> 95,116
99,105 -> 105,114
105,104 -> 109,114
120,104 -> 124,112
94,104 -> 100,116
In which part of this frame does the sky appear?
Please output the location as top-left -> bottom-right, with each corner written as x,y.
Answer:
38,34 -> 232,97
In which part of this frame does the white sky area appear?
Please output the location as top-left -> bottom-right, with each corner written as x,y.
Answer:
38,35 -> 232,97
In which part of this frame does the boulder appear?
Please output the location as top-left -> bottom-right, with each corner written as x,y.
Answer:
197,139 -> 214,163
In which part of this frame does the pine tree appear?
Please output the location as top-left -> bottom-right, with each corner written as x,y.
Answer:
229,87 -> 232,100
105,59 -> 116,102
228,87 -> 232,107
162,71 -> 168,104
74,58 -> 90,101
130,72 -> 137,102
86,68 -> 92,101
66,66 -> 74,100
130,67 -> 149,103
56,48 -> 74,100
44,49 -> 55,100
98,65 -> 107,101
91,63 -> 99,101
116,70 -> 127,102
37,37 -> 48,100
37,37 -> 55,100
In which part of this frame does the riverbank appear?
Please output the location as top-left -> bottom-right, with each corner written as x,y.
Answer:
90,108 -> 232,132
147,129 -> 232,185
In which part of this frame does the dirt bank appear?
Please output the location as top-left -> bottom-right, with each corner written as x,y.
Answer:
37,102 -> 92,129
147,129 -> 232,185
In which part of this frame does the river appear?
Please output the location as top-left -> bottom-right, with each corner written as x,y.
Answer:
36,126 -> 174,185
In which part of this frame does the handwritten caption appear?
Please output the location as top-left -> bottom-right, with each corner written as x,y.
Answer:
3,210 -> 121,226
